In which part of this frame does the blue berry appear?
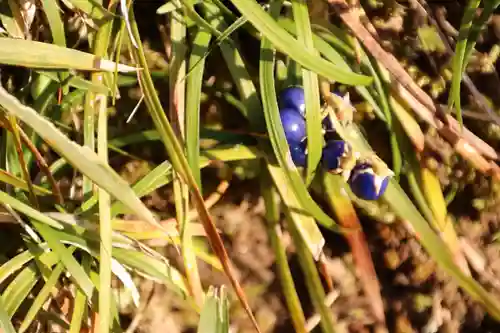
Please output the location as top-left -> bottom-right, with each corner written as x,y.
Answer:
280,87 -> 305,117
322,140 -> 349,172
280,107 -> 307,144
322,116 -> 335,133
289,142 -> 307,167
348,162 -> 390,200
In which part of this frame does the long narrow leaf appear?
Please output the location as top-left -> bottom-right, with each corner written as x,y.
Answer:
0,37 -> 136,72
32,221 -> 95,299
228,0 -> 372,85
0,86 -> 162,232
0,298 -> 17,333
259,20 -> 339,233
291,0 -> 323,184
448,0 -> 481,128
129,8 -> 262,329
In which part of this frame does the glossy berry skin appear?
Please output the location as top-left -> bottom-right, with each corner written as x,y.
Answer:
289,142 -> 307,167
322,140 -> 349,172
280,107 -> 307,144
280,87 -> 305,117
322,116 -> 335,133
348,162 -> 390,200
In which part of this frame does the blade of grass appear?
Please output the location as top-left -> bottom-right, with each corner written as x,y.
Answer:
0,85 -> 163,231
259,15 -> 340,233
2,115 -> 39,208
69,254 -> 91,333
0,37 -> 136,71
1,263 -> 39,318
448,0 -> 481,128
420,166 -> 470,274
267,164 -> 325,259
200,1 -> 263,130
113,248 -> 188,297
36,70 -> 110,94
285,206 -> 337,333
90,3 -> 115,329
0,249 -> 37,284
367,56 -> 402,176
19,257 -> 70,333
0,0 -> 24,38
97,101 -> 113,332
170,1 -> 204,307
197,286 -> 229,333
64,0 -> 113,21
186,28 -> 211,189
0,190 -> 63,229
83,1 -> 115,195
184,15 -> 248,87
277,17 -> 386,122
41,0 -> 69,95
260,167 -> 307,333
32,221 -> 95,299
0,298 -> 17,333
228,0 -> 372,86
463,1 -> 500,69
291,0 -> 323,184
129,8 -> 262,330
87,269 -> 122,332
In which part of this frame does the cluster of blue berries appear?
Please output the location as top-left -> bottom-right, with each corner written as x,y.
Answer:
278,86 -> 392,201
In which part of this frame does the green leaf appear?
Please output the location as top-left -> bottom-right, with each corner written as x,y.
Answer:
32,221 -> 95,300
463,1 -> 500,63
0,298 -> 17,333
201,1 -> 264,130
228,0 -> 372,86
69,254 -> 90,333
259,23 -> 339,234
260,168 -> 307,333
448,0 -> 481,128
113,248 -> 188,297
1,263 -> 39,318
197,286 -> 230,333
0,250 -> 35,285
291,0 -> 323,184
0,86 -> 162,232
277,17 -> 386,121
64,0 -> 113,21
0,190 -> 63,229
0,169 -> 52,195
0,37 -> 136,71
286,207 -> 336,333
157,0 -> 201,14
41,0 -> 69,95
19,258 -> 70,333
37,71 -> 110,94
186,29 -> 211,189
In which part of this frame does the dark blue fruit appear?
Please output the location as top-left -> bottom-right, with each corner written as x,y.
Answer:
289,142 -> 307,167
322,116 -> 335,132
280,107 -> 307,144
348,162 -> 390,200
322,140 -> 349,172
280,86 -> 305,117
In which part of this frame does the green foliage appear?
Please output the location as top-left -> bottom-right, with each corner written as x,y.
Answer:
0,0 -> 498,332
